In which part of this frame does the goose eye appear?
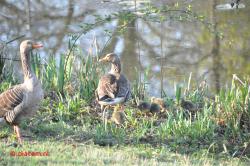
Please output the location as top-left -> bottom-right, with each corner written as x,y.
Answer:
28,42 -> 32,48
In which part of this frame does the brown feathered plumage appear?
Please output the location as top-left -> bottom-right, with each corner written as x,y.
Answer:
96,53 -> 130,103
0,85 -> 24,123
96,74 -> 117,100
0,40 -> 43,144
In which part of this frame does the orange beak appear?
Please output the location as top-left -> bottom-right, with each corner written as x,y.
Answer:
98,55 -> 109,62
32,43 -> 43,49
98,57 -> 106,62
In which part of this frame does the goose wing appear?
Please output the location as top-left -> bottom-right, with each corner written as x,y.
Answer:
0,85 -> 24,123
117,74 -> 131,102
96,74 -> 118,101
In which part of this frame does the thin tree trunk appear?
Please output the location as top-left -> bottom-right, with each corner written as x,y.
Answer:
211,0 -> 221,93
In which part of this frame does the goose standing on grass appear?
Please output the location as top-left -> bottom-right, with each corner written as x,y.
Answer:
0,40 -> 43,144
96,53 -> 130,123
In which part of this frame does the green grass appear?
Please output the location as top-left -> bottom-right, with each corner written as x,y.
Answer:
0,141 -> 248,166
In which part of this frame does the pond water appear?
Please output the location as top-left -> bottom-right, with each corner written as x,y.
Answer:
0,0 -> 250,96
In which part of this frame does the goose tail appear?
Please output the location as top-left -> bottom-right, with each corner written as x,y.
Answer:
98,97 -> 125,106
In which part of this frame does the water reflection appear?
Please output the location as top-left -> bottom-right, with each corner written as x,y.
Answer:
0,0 -> 250,96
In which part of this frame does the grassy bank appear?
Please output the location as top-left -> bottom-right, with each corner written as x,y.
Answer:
0,141 -> 247,165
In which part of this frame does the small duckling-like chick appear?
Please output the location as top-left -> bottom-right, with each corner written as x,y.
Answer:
137,101 -> 161,114
150,103 -> 161,114
151,97 -> 166,110
111,106 -> 126,125
137,101 -> 151,113
181,99 -> 197,112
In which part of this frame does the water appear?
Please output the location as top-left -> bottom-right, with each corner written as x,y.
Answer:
0,0 -> 250,96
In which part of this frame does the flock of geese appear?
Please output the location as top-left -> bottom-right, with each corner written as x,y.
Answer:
0,39 -> 200,145
0,40 -> 135,144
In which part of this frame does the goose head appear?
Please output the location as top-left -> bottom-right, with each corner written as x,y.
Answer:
99,53 -> 120,63
20,40 -> 43,55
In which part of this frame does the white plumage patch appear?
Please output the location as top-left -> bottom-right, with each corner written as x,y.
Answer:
98,97 -> 125,106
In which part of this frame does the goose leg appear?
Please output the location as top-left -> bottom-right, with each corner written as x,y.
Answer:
13,125 -> 22,144
103,106 -> 108,131
101,105 -> 105,122
102,108 -> 105,124
101,105 -> 107,130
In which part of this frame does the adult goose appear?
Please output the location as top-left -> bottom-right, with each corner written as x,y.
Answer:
96,53 -> 130,119
0,40 -> 43,144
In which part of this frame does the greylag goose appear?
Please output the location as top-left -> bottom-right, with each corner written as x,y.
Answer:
0,40 -> 43,144
96,53 -> 130,124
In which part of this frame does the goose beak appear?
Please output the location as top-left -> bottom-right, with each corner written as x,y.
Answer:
98,57 -> 107,62
32,43 -> 43,49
